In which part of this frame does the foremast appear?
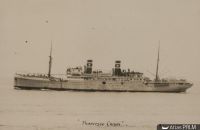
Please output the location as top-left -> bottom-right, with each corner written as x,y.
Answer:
48,42 -> 53,78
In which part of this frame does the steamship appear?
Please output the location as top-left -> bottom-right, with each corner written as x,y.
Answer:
14,45 -> 193,92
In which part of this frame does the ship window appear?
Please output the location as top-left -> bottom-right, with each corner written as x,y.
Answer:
102,81 -> 106,85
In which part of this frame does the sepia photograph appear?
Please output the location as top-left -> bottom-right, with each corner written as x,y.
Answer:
0,0 -> 200,130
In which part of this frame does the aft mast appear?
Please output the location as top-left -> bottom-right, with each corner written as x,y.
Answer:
48,42 -> 53,78
155,42 -> 160,82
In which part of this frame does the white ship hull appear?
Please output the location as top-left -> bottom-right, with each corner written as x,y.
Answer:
14,76 -> 192,93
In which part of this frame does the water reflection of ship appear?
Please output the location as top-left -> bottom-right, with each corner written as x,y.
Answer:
14,44 -> 193,92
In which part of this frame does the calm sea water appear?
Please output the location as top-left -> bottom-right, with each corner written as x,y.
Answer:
0,78 -> 200,130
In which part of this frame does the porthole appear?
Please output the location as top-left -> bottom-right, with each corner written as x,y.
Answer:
102,81 -> 106,84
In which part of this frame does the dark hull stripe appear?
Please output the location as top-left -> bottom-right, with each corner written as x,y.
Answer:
14,86 -> 186,93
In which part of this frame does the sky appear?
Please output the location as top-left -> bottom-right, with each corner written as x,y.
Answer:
0,0 -> 200,82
